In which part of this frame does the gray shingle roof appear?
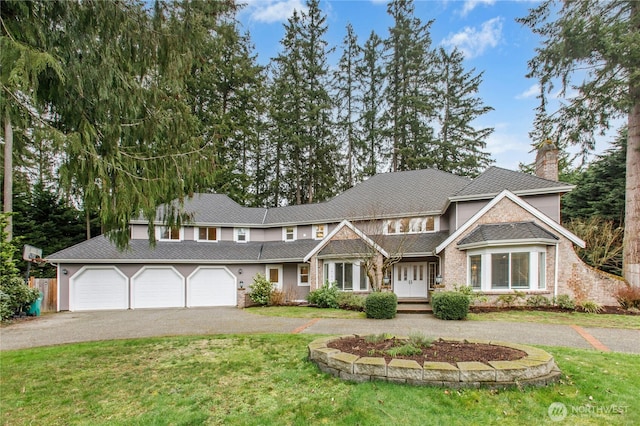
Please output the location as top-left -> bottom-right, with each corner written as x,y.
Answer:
457,222 -> 559,246
452,167 -> 573,199
47,235 -> 317,263
151,193 -> 266,225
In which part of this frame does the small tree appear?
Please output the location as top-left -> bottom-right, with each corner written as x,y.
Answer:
249,273 -> 273,306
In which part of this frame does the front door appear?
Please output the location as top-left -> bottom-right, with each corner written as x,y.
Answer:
394,262 -> 427,298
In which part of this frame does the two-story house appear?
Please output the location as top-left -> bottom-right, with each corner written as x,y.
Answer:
47,148 -> 624,311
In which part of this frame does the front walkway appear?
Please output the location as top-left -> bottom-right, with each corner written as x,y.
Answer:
1,308 -> 638,353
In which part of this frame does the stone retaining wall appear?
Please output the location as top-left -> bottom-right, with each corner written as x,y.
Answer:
308,336 -> 561,389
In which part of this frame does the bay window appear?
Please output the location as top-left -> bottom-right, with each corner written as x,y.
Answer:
467,246 -> 549,291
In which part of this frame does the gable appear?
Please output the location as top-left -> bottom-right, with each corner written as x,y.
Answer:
436,190 -> 584,254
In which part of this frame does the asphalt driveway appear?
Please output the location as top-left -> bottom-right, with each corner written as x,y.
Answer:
1,307 -> 639,354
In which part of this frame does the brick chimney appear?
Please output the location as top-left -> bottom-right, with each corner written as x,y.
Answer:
535,139 -> 559,181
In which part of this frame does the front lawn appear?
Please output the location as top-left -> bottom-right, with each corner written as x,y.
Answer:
1,335 -> 638,425
467,310 -> 640,330
246,305 -> 365,319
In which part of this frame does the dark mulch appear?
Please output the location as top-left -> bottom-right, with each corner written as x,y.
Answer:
327,336 -> 527,366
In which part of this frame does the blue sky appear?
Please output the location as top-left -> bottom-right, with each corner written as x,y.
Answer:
236,0 -> 614,171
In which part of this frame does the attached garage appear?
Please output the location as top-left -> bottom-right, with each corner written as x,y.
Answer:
131,266 -> 185,309
70,266 -> 129,311
187,267 -> 236,307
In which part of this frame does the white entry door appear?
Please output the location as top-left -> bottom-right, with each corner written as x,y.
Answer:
266,265 -> 283,290
394,262 -> 427,298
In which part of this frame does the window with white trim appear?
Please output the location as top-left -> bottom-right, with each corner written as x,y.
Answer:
323,260 -> 368,291
159,226 -> 182,241
467,246 -> 548,291
283,226 -> 297,242
234,228 -> 249,243
298,264 -> 310,286
314,224 -> 326,240
384,216 -> 436,234
197,227 -> 219,242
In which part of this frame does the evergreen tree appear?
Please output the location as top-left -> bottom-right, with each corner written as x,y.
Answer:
383,0 -> 436,172
519,0 -> 640,286
562,130 -> 627,226
433,47 -> 493,176
269,0 -> 338,205
357,31 -> 386,179
333,24 -> 363,189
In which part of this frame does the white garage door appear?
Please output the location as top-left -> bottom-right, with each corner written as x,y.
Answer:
132,267 -> 184,309
187,267 -> 236,307
71,267 -> 129,311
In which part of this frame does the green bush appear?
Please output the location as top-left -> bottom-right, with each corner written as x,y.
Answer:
307,282 -> 339,309
432,291 -> 470,320
336,292 -> 366,311
526,294 -> 551,307
0,277 -> 40,321
554,294 -> 576,310
453,283 -> 488,305
495,291 -> 526,307
364,292 -> 397,319
249,274 -> 274,306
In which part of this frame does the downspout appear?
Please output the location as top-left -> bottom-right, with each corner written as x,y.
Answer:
554,243 -> 559,299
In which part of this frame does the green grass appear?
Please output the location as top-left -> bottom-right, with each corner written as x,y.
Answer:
1,335 -> 638,425
468,310 -> 640,330
246,305 -> 365,319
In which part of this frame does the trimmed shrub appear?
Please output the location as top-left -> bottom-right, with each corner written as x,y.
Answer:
432,291 -> 470,320
307,282 -> 339,309
336,292 -> 366,311
615,285 -> 640,310
554,294 -> 576,310
249,274 -> 274,306
365,292 -> 397,319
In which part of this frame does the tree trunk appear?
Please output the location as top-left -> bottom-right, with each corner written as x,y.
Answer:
624,90 -> 640,286
3,114 -> 13,241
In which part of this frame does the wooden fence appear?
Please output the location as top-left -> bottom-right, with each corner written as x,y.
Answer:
28,277 -> 57,312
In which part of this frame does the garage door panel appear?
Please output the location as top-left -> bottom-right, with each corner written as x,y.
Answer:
132,267 -> 184,309
188,268 -> 235,307
72,268 -> 128,311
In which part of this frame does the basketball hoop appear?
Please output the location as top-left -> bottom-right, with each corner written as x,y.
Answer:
23,245 -> 43,263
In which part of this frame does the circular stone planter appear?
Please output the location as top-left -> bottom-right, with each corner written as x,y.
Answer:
308,336 -> 561,388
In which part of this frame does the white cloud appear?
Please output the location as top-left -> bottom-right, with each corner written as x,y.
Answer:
459,0 -> 497,17
516,84 -> 540,100
441,17 -> 503,59
242,0 -> 307,24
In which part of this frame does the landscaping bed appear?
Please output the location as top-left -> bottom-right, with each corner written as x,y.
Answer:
327,336 -> 526,365
469,305 -> 639,315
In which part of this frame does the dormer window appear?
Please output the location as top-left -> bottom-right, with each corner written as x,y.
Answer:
159,226 -> 182,241
384,217 -> 436,234
283,226 -> 297,242
198,227 -> 219,242
314,224 -> 326,240
235,228 -> 249,243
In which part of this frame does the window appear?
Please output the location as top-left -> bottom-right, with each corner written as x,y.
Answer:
468,247 -> 547,291
235,228 -> 249,243
384,216 -> 437,234
323,260 -> 367,291
469,255 -> 482,289
539,252 -> 546,289
314,224 -> 326,240
298,264 -> 310,286
198,227 -> 218,242
159,226 -> 181,241
283,226 -> 297,242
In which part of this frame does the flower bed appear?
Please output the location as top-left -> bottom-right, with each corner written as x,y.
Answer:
308,335 -> 561,388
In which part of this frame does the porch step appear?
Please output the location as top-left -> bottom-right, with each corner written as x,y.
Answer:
397,299 -> 432,314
